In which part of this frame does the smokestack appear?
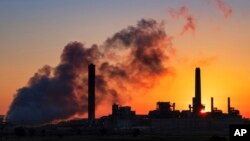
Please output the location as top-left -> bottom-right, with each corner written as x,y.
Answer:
193,67 -> 202,115
228,97 -> 230,114
88,64 -> 95,124
195,67 -> 201,107
173,103 -> 175,111
211,97 -> 214,112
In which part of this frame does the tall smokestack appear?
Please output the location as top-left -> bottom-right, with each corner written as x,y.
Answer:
228,97 -> 231,114
211,97 -> 214,112
193,67 -> 202,115
195,67 -> 201,107
88,64 -> 95,124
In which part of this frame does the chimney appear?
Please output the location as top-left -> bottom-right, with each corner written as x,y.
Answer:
195,67 -> 201,107
211,97 -> 214,112
228,97 -> 231,114
193,67 -> 202,115
88,64 -> 95,124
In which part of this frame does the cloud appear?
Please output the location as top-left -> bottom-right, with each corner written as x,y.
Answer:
6,19 -> 174,125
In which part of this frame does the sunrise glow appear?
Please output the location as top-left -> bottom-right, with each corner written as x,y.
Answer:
1,0 -> 250,122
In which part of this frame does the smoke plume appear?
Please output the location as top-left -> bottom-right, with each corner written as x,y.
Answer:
6,19 -> 173,125
168,6 -> 196,36
214,0 -> 232,19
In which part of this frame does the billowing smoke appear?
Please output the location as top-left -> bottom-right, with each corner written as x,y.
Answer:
214,0 -> 232,19
168,6 -> 196,36
5,43 -> 100,125
6,19 -> 173,125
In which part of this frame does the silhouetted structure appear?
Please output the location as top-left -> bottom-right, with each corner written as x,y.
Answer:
227,97 -> 241,117
3,66 -> 247,137
101,104 -> 137,128
211,97 -> 214,112
55,66 -> 247,131
209,97 -> 224,117
193,67 -> 204,116
149,102 -> 179,118
88,64 -> 95,124
100,67 -> 245,130
112,104 -> 136,119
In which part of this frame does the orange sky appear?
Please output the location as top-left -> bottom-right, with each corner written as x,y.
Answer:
1,0 -> 250,119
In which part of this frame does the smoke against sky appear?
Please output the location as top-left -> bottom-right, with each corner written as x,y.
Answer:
6,19 -> 173,125
5,0 -> 239,125
167,0 -> 233,36
168,6 -> 196,36
214,0 -> 233,19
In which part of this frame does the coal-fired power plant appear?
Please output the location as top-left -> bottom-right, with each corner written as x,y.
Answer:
88,64 -> 95,124
1,16 -> 248,138
100,67 -> 246,132
1,65 -> 248,137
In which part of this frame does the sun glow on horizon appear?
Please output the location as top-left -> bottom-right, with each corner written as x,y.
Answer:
1,0 -> 250,122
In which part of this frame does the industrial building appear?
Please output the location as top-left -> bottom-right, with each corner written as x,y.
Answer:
100,67 -> 247,134
147,67 -> 241,119
0,65 -> 248,136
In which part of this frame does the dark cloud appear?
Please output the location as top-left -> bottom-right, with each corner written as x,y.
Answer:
6,19 -> 174,125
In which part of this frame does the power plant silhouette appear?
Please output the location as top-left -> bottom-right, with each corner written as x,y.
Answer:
85,64 -> 247,133
0,64 -> 249,137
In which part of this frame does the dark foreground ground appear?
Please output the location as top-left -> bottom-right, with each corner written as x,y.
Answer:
0,135 -> 228,141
